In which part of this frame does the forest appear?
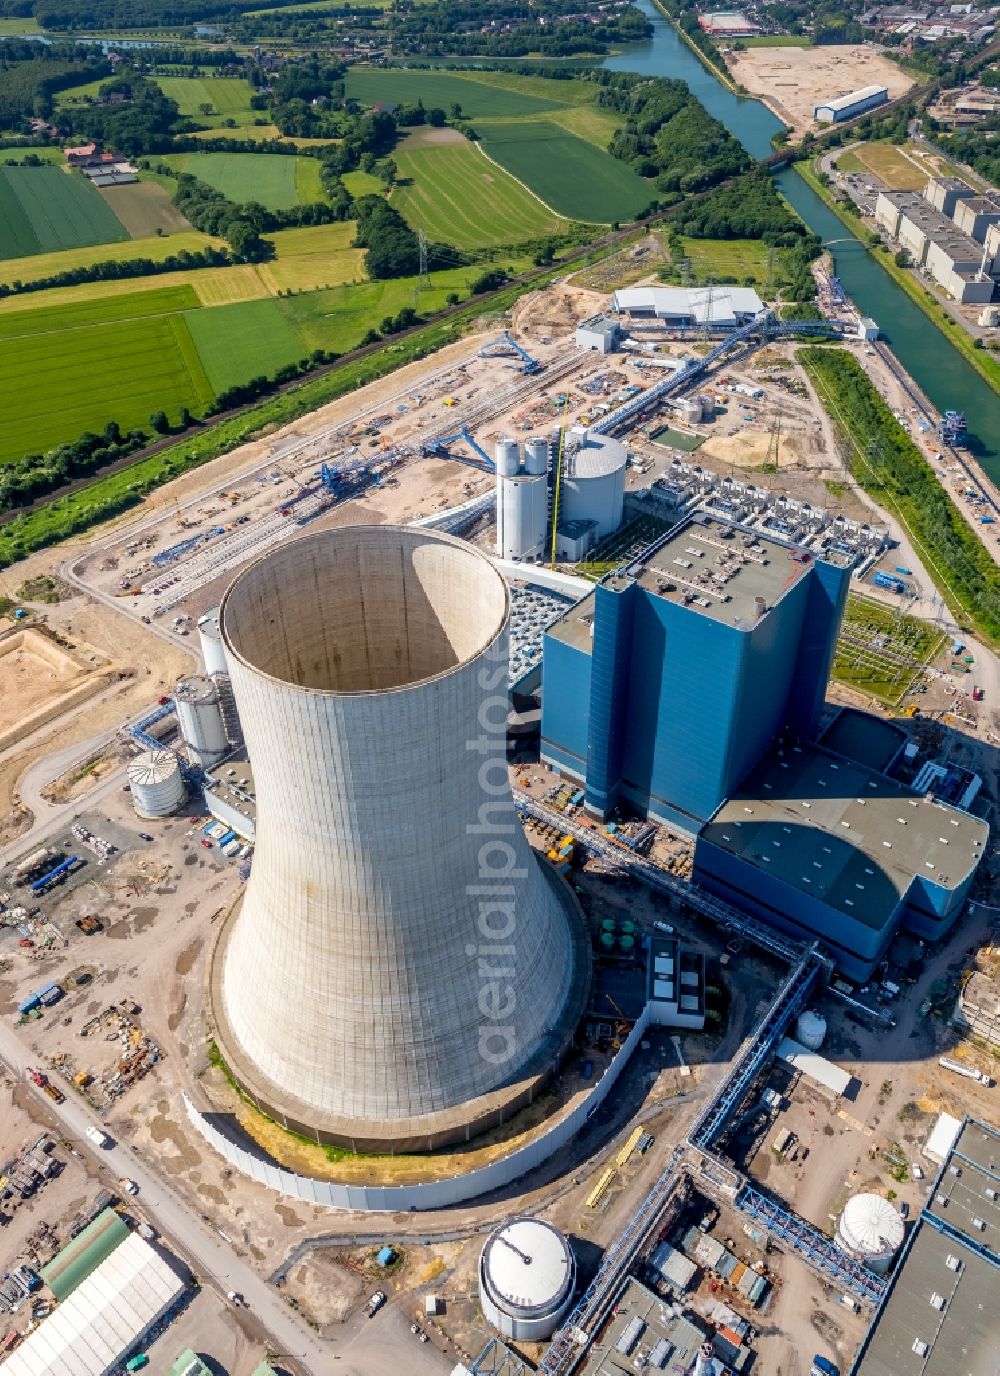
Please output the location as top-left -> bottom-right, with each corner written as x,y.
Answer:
0,41 -> 109,124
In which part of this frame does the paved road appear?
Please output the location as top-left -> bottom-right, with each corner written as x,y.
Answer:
0,1019 -> 336,1375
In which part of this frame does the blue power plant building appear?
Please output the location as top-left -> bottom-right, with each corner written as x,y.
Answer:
540,512 -> 988,978
541,513 -> 852,832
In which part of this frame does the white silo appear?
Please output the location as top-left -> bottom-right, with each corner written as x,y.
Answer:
677,397 -> 703,424
498,476 -> 548,561
560,433 -> 626,539
197,608 -> 229,678
524,436 -> 550,476
128,749 -> 185,819
836,1194 -> 905,1275
495,437 -> 521,477
211,525 -> 584,1151
174,676 -> 228,768
479,1218 -> 576,1342
796,1010 -> 827,1051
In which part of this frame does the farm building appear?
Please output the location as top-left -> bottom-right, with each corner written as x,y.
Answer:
814,85 -> 889,122
612,286 -> 764,328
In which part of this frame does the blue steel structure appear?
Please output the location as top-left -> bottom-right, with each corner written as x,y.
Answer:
421,426 -> 496,472
541,514 -> 851,832
129,702 -> 174,753
479,330 -> 541,374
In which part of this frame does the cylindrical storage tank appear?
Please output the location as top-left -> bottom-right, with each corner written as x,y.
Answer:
561,435 -> 626,539
212,525 -> 584,1151
836,1194 -> 905,1275
127,749 -> 185,819
174,675 -> 229,768
479,1218 -> 576,1342
601,918 -> 617,933
678,397 -> 702,424
620,919 -> 636,936
618,934 -> 635,956
796,1010 -> 827,1051
698,394 -> 715,418
197,608 -> 229,678
495,437 -> 521,477
524,436 -> 549,476
497,477 -> 547,561
599,932 -> 616,954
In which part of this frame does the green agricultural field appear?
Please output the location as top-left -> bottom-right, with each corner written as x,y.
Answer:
475,121 -> 652,223
161,153 -> 315,209
0,146 -> 67,165
0,229 -> 221,289
0,16 -> 41,31
0,285 -> 200,343
0,166 -> 129,259
0,311 -> 213,462
392,137 -> 563,248
54,77 -> 111,109
154,76 -> 258,127
345,68 -> 569,118
184,297 -> 308,393
341,169 -> 385,199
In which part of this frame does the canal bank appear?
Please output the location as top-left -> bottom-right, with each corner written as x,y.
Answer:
605,0 -> 1000,479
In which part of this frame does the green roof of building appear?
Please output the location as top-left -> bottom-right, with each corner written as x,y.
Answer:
251,1364 -> 280,1376
165,1351 -> 211,1376
40,1207 -> 129,1301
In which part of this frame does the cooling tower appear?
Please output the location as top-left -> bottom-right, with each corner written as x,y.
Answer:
210,525 -> 585,1152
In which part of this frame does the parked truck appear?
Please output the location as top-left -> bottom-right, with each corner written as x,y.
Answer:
26,1068 -> 64,1104
86,1125 -> 111,1148
939,1056 -> 993,1087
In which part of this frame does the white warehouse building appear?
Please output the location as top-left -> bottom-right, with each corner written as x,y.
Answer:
814,84 -> 888,122
0,1232 -> 185,1376
613,286 -> 764,328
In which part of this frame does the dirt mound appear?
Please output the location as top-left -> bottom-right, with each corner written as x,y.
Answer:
511,284 -> 604,342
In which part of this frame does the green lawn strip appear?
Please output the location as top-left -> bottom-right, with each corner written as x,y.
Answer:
153,76 -> 257,125
738,34 -> 811,45
185,297 -> 308,393
475,120 -> 651,223
0,285 -> 200,341
294,155 -> 326,204
344,68 -> 570,117
341,170 -> 384,199
795,161 -> 1000,396
392,141 -> 563,248
801,345 -> 1000,649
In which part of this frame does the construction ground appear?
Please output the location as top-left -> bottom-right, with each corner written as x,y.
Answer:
724,44 -> 914,138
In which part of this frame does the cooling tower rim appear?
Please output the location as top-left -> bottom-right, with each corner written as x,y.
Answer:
219,524 -> 510,700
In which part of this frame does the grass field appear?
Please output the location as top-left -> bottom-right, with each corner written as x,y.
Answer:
184,297 -> 308,392
0,286 -> 200,343
0,229 -> 220,288
676,236 -> 790,287
836,140 -> 925,190
98,181 -> 192,237
341,169 -> 385,199
189,122 -> 282,142
256,221 -> 364,293
392,137 -> 563,247
160,153 -> 319,209
0,311 -> 213,462
345,68 -> 570,118
153,76 -> 258,127
0,166 -> 129,259
475,121 -> 651,222
0,16 -> 41,30
0,147 -> 66,165
54,78 -> 111,109
738,34 -> 811,45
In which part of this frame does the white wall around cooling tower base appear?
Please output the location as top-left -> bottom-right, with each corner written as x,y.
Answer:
185,1005 -> 651,1211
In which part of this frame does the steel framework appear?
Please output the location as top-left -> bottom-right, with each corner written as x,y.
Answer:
421,425 -> 496,472
479,329 -> 542,374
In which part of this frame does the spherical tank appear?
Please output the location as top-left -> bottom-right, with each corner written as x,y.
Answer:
127,749 -> 185,818
197,608 -> 229,678
479,1218 -> 576,1342
524,437 -> 549,476
561,434 -> 625,538
836,1194 -> 905,1274
174,675 -> 229,767
796,1010 -> 827,1051
495,437 -> 521,477
212,525 -> 585,1152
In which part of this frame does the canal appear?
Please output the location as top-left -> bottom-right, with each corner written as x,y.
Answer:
605,0 -> 1000,477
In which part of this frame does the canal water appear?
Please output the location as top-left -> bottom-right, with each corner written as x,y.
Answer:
604,0 -> 1000,476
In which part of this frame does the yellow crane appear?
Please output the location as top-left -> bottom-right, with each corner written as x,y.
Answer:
549,424 -> 566,568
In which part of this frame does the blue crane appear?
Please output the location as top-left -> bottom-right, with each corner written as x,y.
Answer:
478,330 -> 541,375
421,426 -> 495,473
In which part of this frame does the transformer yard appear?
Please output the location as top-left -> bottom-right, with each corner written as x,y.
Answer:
0,272 -> 998,1376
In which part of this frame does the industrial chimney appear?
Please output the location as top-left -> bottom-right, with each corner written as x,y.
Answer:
210,525 -> 584,1152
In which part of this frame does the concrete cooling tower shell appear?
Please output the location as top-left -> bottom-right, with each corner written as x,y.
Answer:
211,525 -> 587,1152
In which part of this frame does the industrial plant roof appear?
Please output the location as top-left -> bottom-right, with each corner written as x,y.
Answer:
565,432 -> 627,477
886,191 -> 984,257
204,749 -> 256,825
546,514 -> 845,651
817,84 -> 888,111
578,1277 -> 710,1376
613,285 -> 764,321
703,743 -> 987,928
820,709 -> 907,774
853,1119 -> 1000,1376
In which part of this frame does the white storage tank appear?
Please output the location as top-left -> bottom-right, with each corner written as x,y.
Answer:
796,1010 -> 827,1051
524,436 -> 550,476
677,397 -> 702,424
560,434 -> 625,539
495,437 -> 521,477
497,476 -> 547,560
479,1218 -> 576,1342
836,1194 -> 905,1275
128,749 -> 185,818
174,675 -> 228,768
197,608 -> 229,678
